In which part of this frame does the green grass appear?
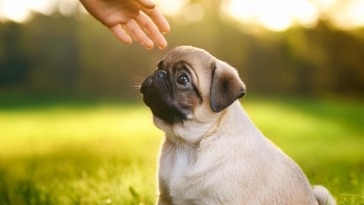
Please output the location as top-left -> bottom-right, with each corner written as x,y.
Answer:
0,97 -> 363,205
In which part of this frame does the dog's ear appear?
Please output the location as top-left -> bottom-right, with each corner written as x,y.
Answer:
210,61 -> 246,113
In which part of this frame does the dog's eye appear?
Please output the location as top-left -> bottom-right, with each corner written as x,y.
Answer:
177,73 -> 190,86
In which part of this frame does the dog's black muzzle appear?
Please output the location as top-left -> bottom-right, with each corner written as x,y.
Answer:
140,70 -> 186,124
140,70 -> 166,94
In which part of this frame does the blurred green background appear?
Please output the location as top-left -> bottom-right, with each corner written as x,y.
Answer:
0,0 -> 363,204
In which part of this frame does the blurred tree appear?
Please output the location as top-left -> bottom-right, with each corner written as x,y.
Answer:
308,22 -> 364,94
0,23 -> 29,88
0,4 -> 363,99
22,14 -> 81,95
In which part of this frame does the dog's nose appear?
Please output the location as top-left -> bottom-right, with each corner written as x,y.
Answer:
140,76 -> 152,94
154,70 -> 167,78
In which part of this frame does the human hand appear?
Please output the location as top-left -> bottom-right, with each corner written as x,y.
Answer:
80,0 -> 170,49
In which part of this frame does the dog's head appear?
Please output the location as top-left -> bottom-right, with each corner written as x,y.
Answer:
140,46 -> 246,128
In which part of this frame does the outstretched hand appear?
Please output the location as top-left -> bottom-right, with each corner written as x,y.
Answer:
80,0 -> 170,49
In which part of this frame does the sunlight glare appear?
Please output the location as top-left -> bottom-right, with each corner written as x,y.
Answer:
227,0 -> 319,31
256,0 -> 293,31
228,0 -> 256,23
59,0 -> 79,17
315,0 -> 336,12
1,0 -> 31,23
291,0 -> 318,27
348,0 -> 364,27
30,0 -> 57,15
156,0 -> 187,16
0,0 -> 57,23
330,0 -> 364,29
182,3 -> 205,22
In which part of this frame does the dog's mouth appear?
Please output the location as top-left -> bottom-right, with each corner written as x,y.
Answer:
140,74 -> 187,124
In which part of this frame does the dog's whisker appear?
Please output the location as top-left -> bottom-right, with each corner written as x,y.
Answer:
133,76 -> 146,90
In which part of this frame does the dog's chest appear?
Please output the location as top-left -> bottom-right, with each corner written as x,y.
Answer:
159,142 -> 196,197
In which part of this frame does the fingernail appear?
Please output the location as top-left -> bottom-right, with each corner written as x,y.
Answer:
162,23 -> 171,33
159,42 -> 167,49
141,41 -> 154,49
159,38 -> 168,49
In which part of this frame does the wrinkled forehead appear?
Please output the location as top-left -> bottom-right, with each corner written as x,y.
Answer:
161,46 -> 215,95
162,47 -> 214,76
164,46 -> 212,63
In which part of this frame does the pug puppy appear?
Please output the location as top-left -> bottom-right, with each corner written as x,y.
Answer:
140,46 -> 336,205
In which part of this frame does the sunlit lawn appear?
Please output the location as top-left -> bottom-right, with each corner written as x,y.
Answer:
0,97 -> 363,205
